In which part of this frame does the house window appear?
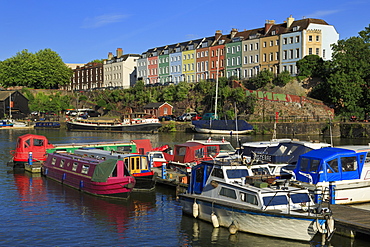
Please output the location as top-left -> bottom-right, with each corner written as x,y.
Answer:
263,53 -> 266,62
289,37 -> 293,44
255,43 -> 258,50
295,36 -> 300,43
255,55 -> 259,63
309,48 -> 313,55
250,43 -> 253,51
244,56 -> 248,64
316,48 -> 320,55
289,50 -> 294,59
296,48 -> 300,58
309,35 -> 313,42
263,42 -> 267,47
316,36 -> 320,42
269,53 -> 273,61
283,38 -> 287,45
283,50 -> 287,60
270,40 -> 273,46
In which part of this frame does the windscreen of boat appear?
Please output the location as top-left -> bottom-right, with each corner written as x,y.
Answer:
290,193 -> 311,203
219,143 -> 236,153
263,195 -> 288,206
226,169 -> 250,178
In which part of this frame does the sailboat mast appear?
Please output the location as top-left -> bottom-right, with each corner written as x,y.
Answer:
215,48 -> 220,119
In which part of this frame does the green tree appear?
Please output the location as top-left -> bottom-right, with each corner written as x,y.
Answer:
296,55 -> 325,78
0,49 -> 72,89
310,25 -> 370,116
274,70 -> 292,86
248,70 -> 274,89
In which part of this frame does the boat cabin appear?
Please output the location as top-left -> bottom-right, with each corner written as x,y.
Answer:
172,142 -> 222,165
11,134 -> 54,163
244,140 -> 330,165
187,160 -> 313,211
74,149 -> 151,175
294,147 -> 369,184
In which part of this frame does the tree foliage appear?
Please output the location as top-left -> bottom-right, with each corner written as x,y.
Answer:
310,25 -> 370,116
296,55 -> 326,78
0,49 -> 72,89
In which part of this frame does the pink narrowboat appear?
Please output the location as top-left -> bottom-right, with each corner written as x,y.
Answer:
42,152 -> 135,199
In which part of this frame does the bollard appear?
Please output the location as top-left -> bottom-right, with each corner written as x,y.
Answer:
329,182 -> 336,204
28,152 -> 33,166
161,163 -> 167,179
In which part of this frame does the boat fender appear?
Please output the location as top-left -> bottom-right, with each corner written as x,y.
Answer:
211,213 -> 219,228
62,173 -> 66,182
193,201 -> 199,218
79,180 -> 84,189
315,219 -> 327,234
229,222 -> 238,235
326,215 -> 335,236
124,183 -> 134,189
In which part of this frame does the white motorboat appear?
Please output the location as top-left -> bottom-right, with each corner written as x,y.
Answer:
178,159 -> 334,242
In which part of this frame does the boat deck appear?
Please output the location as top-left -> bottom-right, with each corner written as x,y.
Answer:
331,204 -> 370,238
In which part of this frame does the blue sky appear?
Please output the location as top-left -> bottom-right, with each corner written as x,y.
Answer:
0,0 -> 368,64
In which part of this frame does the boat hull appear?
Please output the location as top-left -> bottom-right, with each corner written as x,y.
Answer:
66,121 -> 161,133
179,194 -> 319,241
193,127 -> 253,135
132,172 -> 156,192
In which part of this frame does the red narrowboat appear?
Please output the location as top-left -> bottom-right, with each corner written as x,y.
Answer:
43,152 -> 135,199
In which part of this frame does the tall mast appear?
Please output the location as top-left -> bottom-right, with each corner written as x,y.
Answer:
215,48 -> 220,119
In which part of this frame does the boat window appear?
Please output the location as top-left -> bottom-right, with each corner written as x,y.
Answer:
81,165 -> 89,174
141,157 -> 148,169
341,156 -> 357,172
51,157 -> 56,166
360,154 -> 365,164
251,167 -> 269,175
60,159 -> 65,168
178,147 -> 187,156
195,148 -> 204,158
299,158 -> 310,172
309,159 -> 321,172
72,162 -> 78,171
206,146 -> 217,157
130,157 -> 140,170
211,168 -> 224,178
327,159 -> 339,173
263,195 -> 288,206
219,144 -> 235,153
124,158 -> 130,171
220,187 -> 237,199
25,139 -> 31,148
227,169 -> 249,178
290,193 -> 311,203
33,138 -> 44,146
240,192 -> 258,205
195,166 -> 204,182
152,153 -> 163,159
117,146 -> 132,152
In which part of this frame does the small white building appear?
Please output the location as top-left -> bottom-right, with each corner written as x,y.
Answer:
103,48 -> 141,89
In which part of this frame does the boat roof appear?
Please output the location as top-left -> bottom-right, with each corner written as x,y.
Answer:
74,148 -> 146,160
300,147 -> 357,160
186,139 -> 232,145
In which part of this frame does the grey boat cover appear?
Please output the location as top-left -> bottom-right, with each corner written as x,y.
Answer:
91,159 -> 118,182
192,120 -> 253,131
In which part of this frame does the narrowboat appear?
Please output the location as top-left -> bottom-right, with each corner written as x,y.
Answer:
43,152 -> 135,199
179,159 -> 335,242
34,121 -> 61,129
9,134 -> 152,168
293,146 -> 370,204
74,148 -> 155,191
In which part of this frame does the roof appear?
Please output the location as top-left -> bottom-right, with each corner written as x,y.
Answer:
0,90 -> 16,101
300,147 -> 357,161
143,102 -> 173,109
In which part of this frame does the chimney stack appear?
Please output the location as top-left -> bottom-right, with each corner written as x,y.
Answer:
108,52 -> 113,60
287,15 -> 295,28
230,28 -> 238,38
264,20 -> 275,34
215,30 -> 222,40
116,48 -> 123,57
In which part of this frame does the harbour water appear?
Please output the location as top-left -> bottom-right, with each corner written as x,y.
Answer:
1,128 -> 370,246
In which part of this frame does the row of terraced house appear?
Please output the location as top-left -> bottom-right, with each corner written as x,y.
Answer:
64,16 -> 338,91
